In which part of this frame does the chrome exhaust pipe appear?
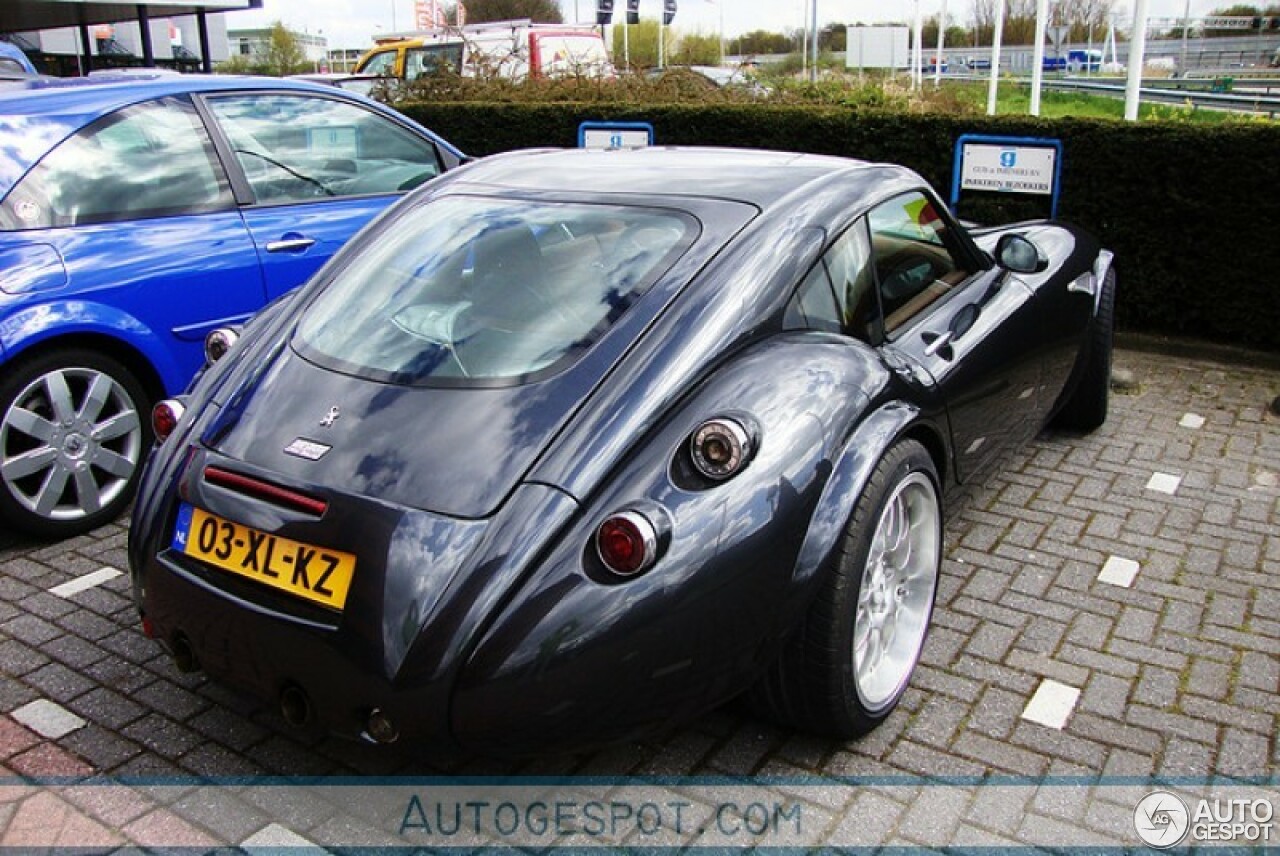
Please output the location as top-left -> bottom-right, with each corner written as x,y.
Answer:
170,633 -> 200,673
280,684 -> 312,728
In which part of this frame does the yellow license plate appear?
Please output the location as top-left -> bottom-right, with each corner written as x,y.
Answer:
172,503 -> 355,611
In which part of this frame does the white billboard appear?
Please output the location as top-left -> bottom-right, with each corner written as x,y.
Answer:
845,26 -> 910,70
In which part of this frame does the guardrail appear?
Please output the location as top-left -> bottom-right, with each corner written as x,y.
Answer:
1030,77 -> 1280,115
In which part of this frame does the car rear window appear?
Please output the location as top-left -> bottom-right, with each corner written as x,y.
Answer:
293,195 -> 696,385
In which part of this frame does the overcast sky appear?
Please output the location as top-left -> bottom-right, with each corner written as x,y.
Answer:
230,0 -> 1227,50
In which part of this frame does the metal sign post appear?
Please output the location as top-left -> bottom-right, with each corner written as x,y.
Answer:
950,134 -> 1064,219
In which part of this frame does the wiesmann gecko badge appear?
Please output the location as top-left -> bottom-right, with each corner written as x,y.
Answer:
320,406 -> 341,428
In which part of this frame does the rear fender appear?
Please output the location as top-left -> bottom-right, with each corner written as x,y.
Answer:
0,299 -> 183,392
791,402 -> 925,594
450,334 -> 897,752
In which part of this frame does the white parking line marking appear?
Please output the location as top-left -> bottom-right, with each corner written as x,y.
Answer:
1145,472 -> 1182,495
1179,412 -> 1205,429
242,823 -> 316,849
1098,555 -> 1141,588
1021,679 -> 1081,730
49,566 -> 122,598
12,699 -> 87,739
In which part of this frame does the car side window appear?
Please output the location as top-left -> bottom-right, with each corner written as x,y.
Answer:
823,219 -> 879,342
784,262 -> 842,334
784,221 -> 879,342
0,96 -> 231,231
206,94 -> 442,205
868,191 -> 972,333
361,50 -> 397,76
406,45 -> 463,78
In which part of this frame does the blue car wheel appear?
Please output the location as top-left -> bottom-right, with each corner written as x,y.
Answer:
0,348 -> 150,539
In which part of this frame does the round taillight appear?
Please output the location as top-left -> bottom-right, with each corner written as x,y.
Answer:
151,399 -> 186,443
690,417 -> 752,481
204,327 -> 239,365
595,511 -> 658,577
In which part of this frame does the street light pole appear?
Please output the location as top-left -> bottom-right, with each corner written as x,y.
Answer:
913,0 -> 922,90
1030,0 -> 1049,115
1180,0 -> 1192,72
935,0 -> 948,87
987,0 -> 1005,114
810,0 -> 819,82
1124,0 -> 1151,120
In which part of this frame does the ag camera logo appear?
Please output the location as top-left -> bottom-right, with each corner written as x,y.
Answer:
1134,791 -> 1190,848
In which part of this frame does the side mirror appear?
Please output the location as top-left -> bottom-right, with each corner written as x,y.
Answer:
995,233 -> 1048,274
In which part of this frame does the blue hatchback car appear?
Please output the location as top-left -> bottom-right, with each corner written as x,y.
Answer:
0,73 -> 464,538
0,41 -> 37,76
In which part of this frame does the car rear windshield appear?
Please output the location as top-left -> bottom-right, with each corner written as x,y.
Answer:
293,195 -> 695,385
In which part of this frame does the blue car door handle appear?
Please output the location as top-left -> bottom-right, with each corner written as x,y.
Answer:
265,237 -> 316,253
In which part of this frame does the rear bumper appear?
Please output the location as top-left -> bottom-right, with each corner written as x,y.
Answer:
141,548 -> 454,746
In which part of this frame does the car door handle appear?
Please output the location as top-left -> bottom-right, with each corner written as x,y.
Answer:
922,330 -> 954,358
265,238 -> 316,253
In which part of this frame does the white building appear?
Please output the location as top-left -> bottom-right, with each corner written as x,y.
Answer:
1,0 -> 257,74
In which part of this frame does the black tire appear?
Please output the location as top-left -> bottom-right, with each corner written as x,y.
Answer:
0,349 -> 151,539
750,439 -> 942,738
1052,268 -> 1116,432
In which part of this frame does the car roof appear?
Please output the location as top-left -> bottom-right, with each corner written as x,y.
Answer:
0,72 -> 357,120
0,41 -> 36,74
0,73 -> 436,200
451,147 -> 889,208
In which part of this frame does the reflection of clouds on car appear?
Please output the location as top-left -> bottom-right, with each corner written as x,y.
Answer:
129,147 -> 1115,755
0,74 -> 463,538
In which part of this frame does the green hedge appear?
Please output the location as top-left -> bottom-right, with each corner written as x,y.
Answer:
401,102 -> 1280,350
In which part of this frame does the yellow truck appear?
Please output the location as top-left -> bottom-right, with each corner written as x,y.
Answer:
356,18 -> 613,81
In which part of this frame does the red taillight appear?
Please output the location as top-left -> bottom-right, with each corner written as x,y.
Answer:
152,399 -> 185,442
595,511 -> 658,577
204,466 -> 328,516
141,616 -> 156,639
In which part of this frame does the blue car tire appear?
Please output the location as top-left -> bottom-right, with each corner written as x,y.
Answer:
0,348 -> 150,539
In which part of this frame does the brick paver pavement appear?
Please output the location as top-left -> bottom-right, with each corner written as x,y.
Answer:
1,347 -> 1276,848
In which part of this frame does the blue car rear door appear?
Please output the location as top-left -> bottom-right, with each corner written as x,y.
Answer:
199,91 -> 448,301
0,94 -> 265,391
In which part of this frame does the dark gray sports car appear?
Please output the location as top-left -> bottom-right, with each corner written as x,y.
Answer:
128,147 -> 1115,754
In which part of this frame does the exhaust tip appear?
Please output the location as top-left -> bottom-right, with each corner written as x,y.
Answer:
170,633 -> 200,673
365,708 -> 399,744
280,684 -> 312,729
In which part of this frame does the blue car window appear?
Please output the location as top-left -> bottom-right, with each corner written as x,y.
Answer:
294,196 -> 696,385
205,93 -> 442,205
0,96 -> 231,231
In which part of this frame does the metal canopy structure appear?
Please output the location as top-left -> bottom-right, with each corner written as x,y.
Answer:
0,1 -> 257,33
1,0 -> 261,72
